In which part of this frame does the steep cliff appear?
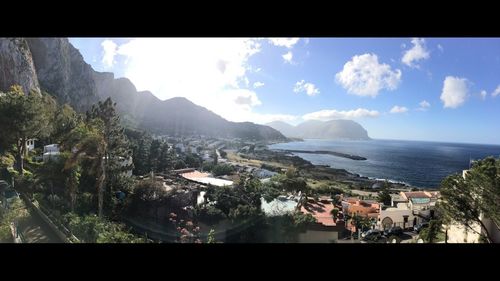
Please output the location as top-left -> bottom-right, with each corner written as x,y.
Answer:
26,38 -> 99,111
0,38 -> 40,95
0,37 -> 286,141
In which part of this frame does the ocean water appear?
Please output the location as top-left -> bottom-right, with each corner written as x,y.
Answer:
269,139 -> 500,188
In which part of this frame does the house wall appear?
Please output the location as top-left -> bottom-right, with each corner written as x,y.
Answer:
378,207 -> 420,230
446,222 -> 480,243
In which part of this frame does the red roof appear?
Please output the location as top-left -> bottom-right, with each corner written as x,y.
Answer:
301,197 -> 337,226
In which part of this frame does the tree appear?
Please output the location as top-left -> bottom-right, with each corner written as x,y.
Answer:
211,164 -> 234,176
419,219 -> 441,243
331,208 -> 339,222
0,86 -> 56,174
65,120 -> 107,217
50,104 -> 81,143
86,98 -> 132,215
377,181 -> 392,206
213,148 -> 218,165
207,229 -> 217,243
148,139 -> 161,172
219,149 -> 227,158
125,129 -> 152,176
439,157 -> 500,243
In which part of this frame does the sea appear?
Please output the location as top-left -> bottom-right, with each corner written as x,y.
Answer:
269,139 -> 500,189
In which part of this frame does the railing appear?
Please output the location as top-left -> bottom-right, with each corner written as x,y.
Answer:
21,194 -> 79,243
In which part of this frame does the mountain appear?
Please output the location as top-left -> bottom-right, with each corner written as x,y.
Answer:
0,38 -> 286,142
0,38 -> 40,95
93,72 -> 286,141
26,38 -> 100,112
266,121 -> 296,137
267,119 -> 370,140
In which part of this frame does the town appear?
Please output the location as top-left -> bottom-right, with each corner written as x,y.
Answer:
2,100 -> 497,243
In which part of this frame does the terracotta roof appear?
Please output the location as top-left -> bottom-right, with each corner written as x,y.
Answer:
301,197 -> 337,226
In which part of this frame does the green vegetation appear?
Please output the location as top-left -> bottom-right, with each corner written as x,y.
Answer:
0,85 -> 56,174
211,164 -> 234,176
439,157 -> 500,243
0,198 -> 28,242
377,181 -> 392,206
64,213 -> 147,243
0,88 -> 148,242
419,219 -> 443,243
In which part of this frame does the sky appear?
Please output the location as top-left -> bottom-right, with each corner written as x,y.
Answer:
69,38 -> 500,145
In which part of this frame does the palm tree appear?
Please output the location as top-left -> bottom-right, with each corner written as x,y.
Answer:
64,121 -> 107,217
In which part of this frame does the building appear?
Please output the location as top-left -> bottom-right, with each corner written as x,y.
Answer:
341,198 -> 380,219
299,196 -> 346,242
43,144 -> 60,163
175,143 -> 186,153
444,169 -> 500,243
180,170 -> 233,187
261,195 -> 298,216
25,138 -> 36,152
252,168 -> 277,179
378,203 -> 415,230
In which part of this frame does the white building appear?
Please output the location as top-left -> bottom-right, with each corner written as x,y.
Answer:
378,203 -> 415,230
43,144 -> 60,163
25,138 -> 36,152
175,143 -> 186,153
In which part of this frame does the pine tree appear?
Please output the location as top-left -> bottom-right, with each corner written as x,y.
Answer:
0,85 -> 56,174
86,98 -> 132,215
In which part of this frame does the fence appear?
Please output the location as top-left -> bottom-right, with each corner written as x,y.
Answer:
21,193 -> 79,243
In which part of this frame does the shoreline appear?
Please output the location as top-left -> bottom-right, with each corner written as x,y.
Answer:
276,149 -> 367,161
266,141 -> 439,190
243,148 -> 420,191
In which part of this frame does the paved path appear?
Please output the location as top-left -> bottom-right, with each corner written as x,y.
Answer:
16,207 -> 63,243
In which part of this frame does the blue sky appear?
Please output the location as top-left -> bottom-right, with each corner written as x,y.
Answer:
69,38 -> 500,145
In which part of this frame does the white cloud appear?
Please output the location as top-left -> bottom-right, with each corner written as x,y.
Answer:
282,51 -> 293,64
268,38 -> 300,49
303,108 -> 380,121
480,90 -> 487,100
101,39 -> 118,67
293,80 -> 319,96
253,81 -> 264,88
492,85 -> 500,97
233,89 -> 261,107
402,38 -> 430,68
440,76 -> 468,108
417,100 -> 431,111
390,105 -> 408,114
335,53 -> 402,97
437,44 -> 444,52
110,38 -> 265,122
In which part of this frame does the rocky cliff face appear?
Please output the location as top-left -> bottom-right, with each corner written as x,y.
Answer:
0,37 -> 287,141
26,38 -> 99,111
0,38 -> 40,95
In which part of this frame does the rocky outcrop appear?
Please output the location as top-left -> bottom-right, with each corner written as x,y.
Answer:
0,38 -> 40,95
26,38 -> 98,111
267,119 -> 371,140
